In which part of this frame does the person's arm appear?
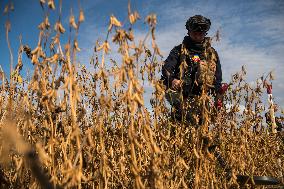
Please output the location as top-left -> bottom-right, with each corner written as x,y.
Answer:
161,45 -> 181,89
214,51 -> 222,94
212,49 -> 224,109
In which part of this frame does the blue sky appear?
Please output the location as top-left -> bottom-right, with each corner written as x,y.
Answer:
1,0 -> 284,109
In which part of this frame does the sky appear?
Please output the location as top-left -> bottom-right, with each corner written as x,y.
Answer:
0,0 -> 284,110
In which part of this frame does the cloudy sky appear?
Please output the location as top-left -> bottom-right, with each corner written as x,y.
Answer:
1,0 -> 284,109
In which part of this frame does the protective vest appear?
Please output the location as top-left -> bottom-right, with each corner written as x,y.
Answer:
179,39 -> 217,95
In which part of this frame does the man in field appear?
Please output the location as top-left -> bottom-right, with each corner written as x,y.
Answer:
161,15 -> 223,124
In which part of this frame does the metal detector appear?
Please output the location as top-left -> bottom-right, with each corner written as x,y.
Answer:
208,144 -> 282,187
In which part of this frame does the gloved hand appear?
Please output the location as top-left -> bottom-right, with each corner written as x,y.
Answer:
216,83 -> 229,110
219,83 -> 229,95
171,79 -> 182,91
216,98 -> 222,109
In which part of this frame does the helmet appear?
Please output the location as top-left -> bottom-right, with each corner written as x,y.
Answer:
186,15 -> 211,32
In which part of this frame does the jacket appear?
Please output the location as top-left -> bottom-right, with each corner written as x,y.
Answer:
161,36 -> 222,96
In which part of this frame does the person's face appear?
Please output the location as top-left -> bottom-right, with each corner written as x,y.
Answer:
189,31 -> 207,43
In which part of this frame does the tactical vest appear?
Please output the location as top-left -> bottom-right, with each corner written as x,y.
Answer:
179,40 -> 217,95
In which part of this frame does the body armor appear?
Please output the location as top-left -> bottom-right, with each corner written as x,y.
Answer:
179,38 -> 217,96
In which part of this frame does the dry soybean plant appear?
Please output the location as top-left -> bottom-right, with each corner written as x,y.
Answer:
0,1 -> 283,188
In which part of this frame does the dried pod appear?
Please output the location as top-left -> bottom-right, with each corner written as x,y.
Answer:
69,14 -> 78,29
10,3 -> 14,11
126,29 -> 134,41
38,22 -> 45,30
214,29 -> 221,42
123,55 -> 134,65
133,93 -> 144,106
145,14 -> 157,27
241,65 -> 247,75
269,71 -> 275,80
48,0 -> 55,10
108,15 -> 122,31
56,21 -> 65,34
5,20 -> 11,32
112,29 -> 127,43
152,41 -> 162,56
129,11 -> 140,24
46,53 -> 59,63
74,40 -> 81,51
52,34 -> 60,44
79,9 -> 85,23
0,66 -> 4,80
31,46 -> 40,55
96,41 -> 111,54
193,147 -> 200,159
3,5 -> 9,14
31,54 -> 39,64
44,16 -> 50,29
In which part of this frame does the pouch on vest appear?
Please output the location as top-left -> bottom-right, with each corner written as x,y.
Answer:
196,59 -> 216,88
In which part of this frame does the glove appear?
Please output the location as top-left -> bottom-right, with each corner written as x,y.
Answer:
216,83 -> 228,110
219,83 -> 229,94
216,98 -> 222,110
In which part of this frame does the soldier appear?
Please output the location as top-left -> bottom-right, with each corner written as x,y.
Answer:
161,15 -> 223,123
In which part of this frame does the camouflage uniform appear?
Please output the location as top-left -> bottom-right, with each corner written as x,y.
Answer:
161,15 -> 222,124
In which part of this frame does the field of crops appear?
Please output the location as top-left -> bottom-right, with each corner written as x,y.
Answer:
0,1 -> 283,188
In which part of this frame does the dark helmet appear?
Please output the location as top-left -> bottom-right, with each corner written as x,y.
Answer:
186,15 -> 211,32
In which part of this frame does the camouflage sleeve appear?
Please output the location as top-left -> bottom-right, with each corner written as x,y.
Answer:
161,45 -> 181,88
214,49 -> 222,93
